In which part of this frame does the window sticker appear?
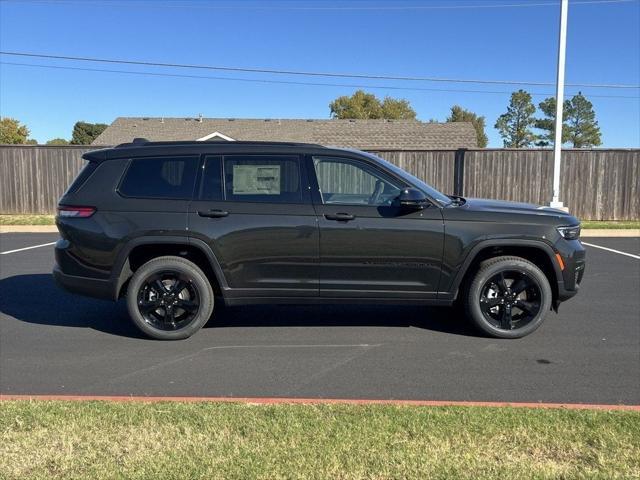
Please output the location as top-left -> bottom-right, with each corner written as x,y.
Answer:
233,165 -> 281,195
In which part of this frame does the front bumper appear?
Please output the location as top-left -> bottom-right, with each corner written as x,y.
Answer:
554,242 -> 586,306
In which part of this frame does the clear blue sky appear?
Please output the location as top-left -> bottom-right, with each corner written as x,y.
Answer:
0,0 -> 638,147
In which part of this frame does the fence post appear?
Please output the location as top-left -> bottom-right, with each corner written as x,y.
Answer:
453,148 -> 466,196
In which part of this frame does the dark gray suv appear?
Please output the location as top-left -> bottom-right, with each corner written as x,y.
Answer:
54,140 -> 585,340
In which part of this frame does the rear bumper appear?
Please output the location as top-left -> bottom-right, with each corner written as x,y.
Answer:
53,265 -> 114,301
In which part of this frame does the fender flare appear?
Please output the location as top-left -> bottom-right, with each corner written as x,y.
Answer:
110,235 -> 229,300
445,238 -> 562,298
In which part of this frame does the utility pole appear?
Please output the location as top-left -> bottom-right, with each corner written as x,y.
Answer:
550,0 -> 569,209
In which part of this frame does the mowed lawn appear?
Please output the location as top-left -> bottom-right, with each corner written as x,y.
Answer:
1,401 -> 639,479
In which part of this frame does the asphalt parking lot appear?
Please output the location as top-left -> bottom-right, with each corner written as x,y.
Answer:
0,233 -> 638,405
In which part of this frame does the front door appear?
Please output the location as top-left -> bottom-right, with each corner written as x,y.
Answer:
188,154 -> 319,299
309,155 -> 444,300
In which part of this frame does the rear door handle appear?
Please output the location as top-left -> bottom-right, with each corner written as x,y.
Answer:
198,209 -> 229,218
324,212 -> 355,222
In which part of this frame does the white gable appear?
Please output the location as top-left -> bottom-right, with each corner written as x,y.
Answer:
196,131 -> 236,142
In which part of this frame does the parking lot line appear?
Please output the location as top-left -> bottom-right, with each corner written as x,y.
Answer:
0,242 -> 56,255
582,241 -> 640,260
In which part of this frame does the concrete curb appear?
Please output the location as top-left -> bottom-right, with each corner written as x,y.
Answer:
1,225 -> 638,237
0,225 -> 58,233
581,229 -> 640,237
2,394 -> 639,411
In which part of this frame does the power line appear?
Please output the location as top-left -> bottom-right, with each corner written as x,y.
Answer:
1,51 -> 638,89
0,0 -> 636,10
2,61 -> 637,99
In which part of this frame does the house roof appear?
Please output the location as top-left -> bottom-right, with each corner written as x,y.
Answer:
92,117 -> 478,150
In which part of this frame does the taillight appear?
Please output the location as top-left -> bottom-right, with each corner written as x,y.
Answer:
57,205 -> 96,218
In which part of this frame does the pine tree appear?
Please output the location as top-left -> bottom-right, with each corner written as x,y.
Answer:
494,90 -> 537,147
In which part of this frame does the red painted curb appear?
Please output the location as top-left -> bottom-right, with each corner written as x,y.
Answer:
1,394 -> 639,411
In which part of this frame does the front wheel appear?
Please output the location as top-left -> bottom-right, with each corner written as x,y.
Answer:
126,256 -> 214,340
464,256 -> 552,339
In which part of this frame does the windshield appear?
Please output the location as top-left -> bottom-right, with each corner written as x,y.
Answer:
359,151 -> 453,207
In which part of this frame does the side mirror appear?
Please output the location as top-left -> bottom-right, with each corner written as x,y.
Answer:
394,188 -> 428,210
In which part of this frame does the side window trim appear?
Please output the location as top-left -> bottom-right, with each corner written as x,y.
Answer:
196,154 -> 224,201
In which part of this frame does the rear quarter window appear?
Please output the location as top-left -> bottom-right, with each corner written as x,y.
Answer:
63,161 -> 98,196
118,156 -> 199,199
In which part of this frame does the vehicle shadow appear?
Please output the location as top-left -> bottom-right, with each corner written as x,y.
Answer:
0,274 -> 478,338
0,273 -> 144,338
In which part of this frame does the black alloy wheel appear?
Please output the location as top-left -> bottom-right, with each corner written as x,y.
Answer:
479,270 -> 542,331
137,271 -> 201,331
465,256 -> 552,339
126,256 -> 215,340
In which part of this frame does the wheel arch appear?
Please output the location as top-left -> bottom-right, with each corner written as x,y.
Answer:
448,239 -> 563,308
111,236 -> 228,301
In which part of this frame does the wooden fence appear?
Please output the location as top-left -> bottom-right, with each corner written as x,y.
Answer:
0,145 -> 638,220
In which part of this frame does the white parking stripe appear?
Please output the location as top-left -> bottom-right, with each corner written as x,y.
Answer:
582,242 -> 640,260
0,242 -> 56,255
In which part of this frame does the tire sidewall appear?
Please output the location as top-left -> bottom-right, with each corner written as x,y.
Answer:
126,257 -> 214,340
466,258 -> 552,339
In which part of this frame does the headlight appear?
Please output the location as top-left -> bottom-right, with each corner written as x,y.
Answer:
557,225 -> 581,240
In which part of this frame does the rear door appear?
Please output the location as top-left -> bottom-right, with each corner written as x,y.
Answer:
308,155 -> 444,300
188,153 -> 319,299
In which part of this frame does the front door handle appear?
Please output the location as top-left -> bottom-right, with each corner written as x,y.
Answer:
198,209 -> 229,218
325,212 -> 355,222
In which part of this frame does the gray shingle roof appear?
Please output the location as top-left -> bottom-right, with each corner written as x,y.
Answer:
92,117 -> 477,150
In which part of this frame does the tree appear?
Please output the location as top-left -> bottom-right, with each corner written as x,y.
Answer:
46,138 -> 70,145
25,139 -> 38,145
330,90 -> 416,120
0,117 -> 30,144
534,97 -> 570,146
494,90 -> 537,148
446,105 -> 488,148
70,121 -> 108,145
565,92 -> 601,148
381,97 -> 417,120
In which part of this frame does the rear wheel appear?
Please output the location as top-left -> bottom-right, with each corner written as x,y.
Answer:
126,256 -> 214,340
464,256 -> 552,339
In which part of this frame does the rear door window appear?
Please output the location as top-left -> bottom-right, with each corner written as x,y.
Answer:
119,156 -> 199,199
223,155 -> 302,204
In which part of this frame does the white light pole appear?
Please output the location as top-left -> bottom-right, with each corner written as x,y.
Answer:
550,0 -> 569,209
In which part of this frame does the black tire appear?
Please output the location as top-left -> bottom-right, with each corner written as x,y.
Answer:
464,256 -> 552,339
126,256 -> 214,340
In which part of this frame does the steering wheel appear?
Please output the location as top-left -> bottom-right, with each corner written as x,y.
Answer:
368,180 -> 384,205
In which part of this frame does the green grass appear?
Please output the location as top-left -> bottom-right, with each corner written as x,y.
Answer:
581,221 -> 640,230
1,401 -> 638,479
0,214 -> 55,225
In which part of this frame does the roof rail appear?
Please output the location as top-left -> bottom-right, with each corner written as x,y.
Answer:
115,140 -> 324,148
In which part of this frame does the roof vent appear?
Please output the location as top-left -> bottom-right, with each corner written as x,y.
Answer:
228,118 -> 235,122
306,119 -> 314,122
198,113 -> 203,123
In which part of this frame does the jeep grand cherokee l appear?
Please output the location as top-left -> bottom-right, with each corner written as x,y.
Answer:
54,139 -> 585,340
